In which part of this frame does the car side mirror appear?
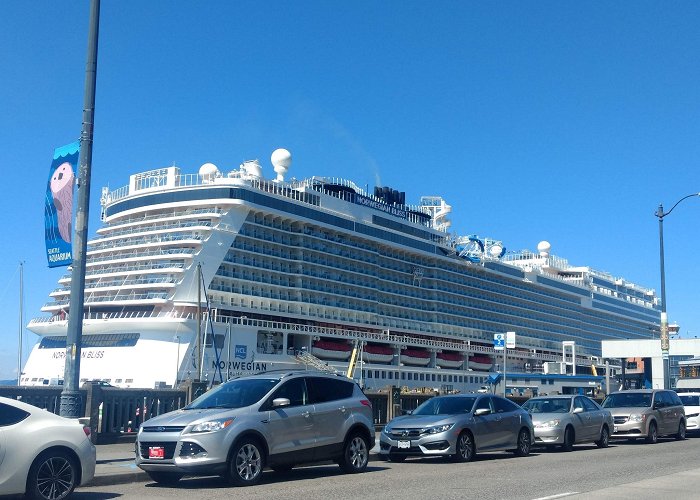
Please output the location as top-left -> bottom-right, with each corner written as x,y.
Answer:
474,408 -> 491,416
272,397 -> 291,408
573,407 -> 584,414
401,409 -> 412,415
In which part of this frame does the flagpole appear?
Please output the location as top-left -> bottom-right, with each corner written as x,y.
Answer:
60,0 -> 100,418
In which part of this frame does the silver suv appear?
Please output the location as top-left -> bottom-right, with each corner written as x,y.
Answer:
135,370 -> 375,486
602,389 -> 686,443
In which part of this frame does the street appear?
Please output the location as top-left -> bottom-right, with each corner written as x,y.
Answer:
75,436 -> 700,500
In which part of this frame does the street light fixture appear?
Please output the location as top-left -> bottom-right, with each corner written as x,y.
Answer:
655,192 -> 700,389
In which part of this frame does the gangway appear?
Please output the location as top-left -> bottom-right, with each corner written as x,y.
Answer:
295,350 -> 339,374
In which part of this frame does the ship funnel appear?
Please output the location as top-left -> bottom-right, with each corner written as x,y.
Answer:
271,148 -> 292,182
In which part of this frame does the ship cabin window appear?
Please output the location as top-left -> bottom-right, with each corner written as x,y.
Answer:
125,379 -> 134,383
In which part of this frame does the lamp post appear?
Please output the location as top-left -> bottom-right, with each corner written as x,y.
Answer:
655,192 -> 700,389
174,336 -> 180,387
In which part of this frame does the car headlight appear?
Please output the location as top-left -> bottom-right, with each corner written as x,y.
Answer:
535,419 -> 561,429
628,414 -> 645,423
382,426 -> 392,435
425,423 -> 454,434
186,418 -> 234,433
687,413 -> 699,418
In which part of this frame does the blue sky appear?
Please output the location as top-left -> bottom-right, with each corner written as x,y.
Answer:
1,1 -> 699,380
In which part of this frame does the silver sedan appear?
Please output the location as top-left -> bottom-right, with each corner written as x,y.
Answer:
522,395 -> 613,451
380,394 -> 534,462
0,396 -> 96,500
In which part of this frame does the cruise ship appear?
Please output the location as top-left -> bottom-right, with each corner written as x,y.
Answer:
23,149 -> 661,393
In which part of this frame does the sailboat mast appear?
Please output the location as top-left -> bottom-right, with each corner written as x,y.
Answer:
17,261 -> 23,386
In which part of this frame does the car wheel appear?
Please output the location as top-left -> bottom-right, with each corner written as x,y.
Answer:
561,426 -> 575,452
227,438 -> 265,486
646,422 -> 658,444
145,471 -> 183,485
595,426 -> 610,448
514,429 -> 531,457
676,420 -> 686,440
454,431 -> 475,462
387,453 -> 406,462
26,450 -> 78,500
339,432 -> 369,473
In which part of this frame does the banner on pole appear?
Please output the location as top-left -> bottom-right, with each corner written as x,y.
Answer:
45,141 -> 79,268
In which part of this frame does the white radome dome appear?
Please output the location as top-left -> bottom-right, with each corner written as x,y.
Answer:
199,163 -> 219,177
537,240 -> 551,257
271,148 -> 292,169
271,148 -> 291,182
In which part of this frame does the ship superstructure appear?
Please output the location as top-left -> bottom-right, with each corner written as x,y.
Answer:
24,149 -> 661,392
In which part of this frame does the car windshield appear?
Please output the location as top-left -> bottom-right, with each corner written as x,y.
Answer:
185,378 -> 279,410
602,392 -> 652,408
412,397 -> 477,415
679,395 -> 700,406
522,398 -> 571,413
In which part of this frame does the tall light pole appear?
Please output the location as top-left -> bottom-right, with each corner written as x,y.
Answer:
656,193 -> 700,390
60,0 -> 100,418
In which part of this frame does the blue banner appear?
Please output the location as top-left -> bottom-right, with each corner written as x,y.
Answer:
45,141 -> 79,268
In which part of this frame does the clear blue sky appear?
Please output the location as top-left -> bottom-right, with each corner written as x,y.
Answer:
1,1 -> 699,380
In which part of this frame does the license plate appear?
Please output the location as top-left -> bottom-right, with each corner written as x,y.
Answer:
148,446 -> 165,459
398,440 -> 410,449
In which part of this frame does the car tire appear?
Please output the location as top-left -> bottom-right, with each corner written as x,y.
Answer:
338,432 -> 369,473
387,453 -> 406,462
561,426 -> 575,452
514,429 -> 531,457
146,471 -> 183,485
645,422 -> 658,444
453,431 -> 475,462
227,437 -> 265,486
595,426 -> 610,448
676,420 -> 686,440
26,450 -> 78,500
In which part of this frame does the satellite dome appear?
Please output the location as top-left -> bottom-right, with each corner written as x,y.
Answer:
271,148 -> 291,181
199,163 -> 219,177
537,240 -> 551,257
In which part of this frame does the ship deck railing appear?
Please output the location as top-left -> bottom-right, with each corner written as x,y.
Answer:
101,207 -> 224,230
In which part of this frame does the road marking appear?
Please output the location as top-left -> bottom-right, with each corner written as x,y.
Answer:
532,493 -> 579,500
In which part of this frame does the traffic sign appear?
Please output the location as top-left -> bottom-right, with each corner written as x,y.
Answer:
506,331 -> 516,349
493,333 -> 505,351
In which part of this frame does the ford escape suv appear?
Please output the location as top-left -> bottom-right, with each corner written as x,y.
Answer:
602,389 -> 686,443
135,370 -> 374,486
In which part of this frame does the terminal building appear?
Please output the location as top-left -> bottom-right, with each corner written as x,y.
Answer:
601,337 -> 700,390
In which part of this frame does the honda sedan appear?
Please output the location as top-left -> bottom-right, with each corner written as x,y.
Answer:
379,394 -> 533,462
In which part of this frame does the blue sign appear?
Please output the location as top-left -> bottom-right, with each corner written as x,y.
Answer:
235,345 -> 247,359
493,333 -> 505,350
45,142 -> 79,268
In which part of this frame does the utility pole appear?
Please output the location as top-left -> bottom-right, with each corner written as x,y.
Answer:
60,0 -> 100,418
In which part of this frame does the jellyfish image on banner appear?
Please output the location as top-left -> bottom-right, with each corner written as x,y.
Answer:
50,161 -> 75,242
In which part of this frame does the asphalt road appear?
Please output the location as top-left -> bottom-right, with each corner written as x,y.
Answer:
74,436 -> 700,500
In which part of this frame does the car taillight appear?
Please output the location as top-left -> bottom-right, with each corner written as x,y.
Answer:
83,426 -> 91,437
361,399 -> 372,408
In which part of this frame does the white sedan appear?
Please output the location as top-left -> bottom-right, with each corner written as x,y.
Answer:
678,392 -> 700,433
0,396 -> 96,500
